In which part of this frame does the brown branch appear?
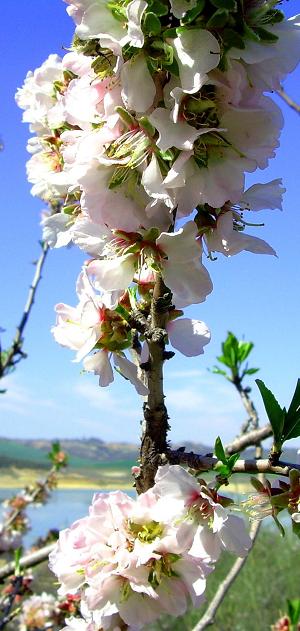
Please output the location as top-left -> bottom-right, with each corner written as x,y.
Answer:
0,241 -> 49,378
277,86 -> 300,115
135,276 -> 172,494
167,450 -> 300,477
0,544 -> 55,582
225,423 -> 272,455
191,520 -> 261,631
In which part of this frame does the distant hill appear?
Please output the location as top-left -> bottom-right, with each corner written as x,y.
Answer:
0,437 -> 298,471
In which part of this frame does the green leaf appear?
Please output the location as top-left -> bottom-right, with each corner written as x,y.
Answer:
287,378 -> 300,419
237,341 -> 254,362
143,12 -> 161,36
244,367 -> 259,375
214,436 -> 226,463
210,0 -> 236,8
211,367 -> 228,377
287,599 -> 300,625
206,8 -> 229,28
223,28 -> 245,50
148,0 -> 169,16
255,379 -> 285,445
227,452 -> 240,469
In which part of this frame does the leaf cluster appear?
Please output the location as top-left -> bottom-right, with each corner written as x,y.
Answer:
256,379 -> 300,453
211,331 -> 259,384
214,436 -> 240,480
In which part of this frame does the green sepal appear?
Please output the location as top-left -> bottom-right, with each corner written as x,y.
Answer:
181,0 -> 205,24
223,28 -> 245,50
143,12 -> 161,36
210,0 -> 236,9
287,599 -> 300,624
206,8 -> 229,28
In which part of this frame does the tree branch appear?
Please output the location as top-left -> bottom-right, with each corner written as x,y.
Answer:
191,520 -> 261,631
135,276 -> 172,494
0,241 -> 49,378
0,544 -> 55,582
167,450 -> 300,477
277,86 -> 300,115
225,423 -> 272,455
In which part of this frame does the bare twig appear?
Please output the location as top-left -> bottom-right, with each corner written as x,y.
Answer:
3,466 -> 57,532
191,520 -> 261,631
277,86 -> 300,115
0,544 -> 55,582
135,276 -> 172,494
233,379 -> 259,434
0,241 -> 49,378
225,423 -> 272,455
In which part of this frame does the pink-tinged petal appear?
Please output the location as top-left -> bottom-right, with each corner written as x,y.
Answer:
149,108 -> 204,151
292,512 -> 300,523
167,318 -> 210,357
113,354 -> 149,396
83,351 -> 114,387
239,179 -> 285,212
72,218 -> 108,256
121,54 -> 156,113
214,508 -> 252,557
173,557 -> 208,604
126,0 -> 147,48
154,464 -> 200,502
156,577 -> 188,616
119,590 -> 162,627
163,259 -> 213,308
87,254 -> 135,291
74,328 -> 100,362
140,341 -> 149,364
189,525 -> 221,562
157,220 -> 201,262
172,30 -> 220,94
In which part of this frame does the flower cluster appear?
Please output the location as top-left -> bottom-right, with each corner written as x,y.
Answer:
49,465 -> 251,630
16,0 -> 299,390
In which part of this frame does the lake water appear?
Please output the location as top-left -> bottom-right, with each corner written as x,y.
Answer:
0,488 -> 135,548
0,487 -> 285,549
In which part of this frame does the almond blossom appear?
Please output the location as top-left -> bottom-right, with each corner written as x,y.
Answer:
49,481 -> 212,629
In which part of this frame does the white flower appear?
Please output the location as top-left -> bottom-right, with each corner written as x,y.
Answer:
121,54 -> 156,113
170,29 -> 220,94
205,211 -> 276,258
87,221 -> 213,308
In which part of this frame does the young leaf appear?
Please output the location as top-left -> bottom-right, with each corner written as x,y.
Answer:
214,436 -> 226,463
255,379 -> 285,445
287,378 -> 300,419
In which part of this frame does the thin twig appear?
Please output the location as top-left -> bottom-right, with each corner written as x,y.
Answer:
3,466 -> 56,531
0,544 -> 55,582
233,380 -> 259,434
0,241 -> 49,378
191,520 -> 261,631
0,575 -> 23,630
225,423 -> 272,455
277,86 -> 300,115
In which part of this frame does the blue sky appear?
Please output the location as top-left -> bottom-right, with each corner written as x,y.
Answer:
1,0 -> 300,447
